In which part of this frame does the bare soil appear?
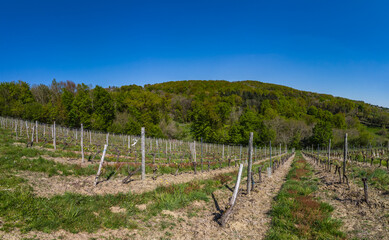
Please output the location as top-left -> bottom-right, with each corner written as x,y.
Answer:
150,154 -> 296,240
2,156 -> 295,240
16,166 -> 241,197
304,154 -> 389,240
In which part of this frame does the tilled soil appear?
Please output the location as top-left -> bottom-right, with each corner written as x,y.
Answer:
303,154 -> 389,240
16,155 -> 275,197
2,155 -> 295,240
156,154 -> 296,240
16,166 -> 239,197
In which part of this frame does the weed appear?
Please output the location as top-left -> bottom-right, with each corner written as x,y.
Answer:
266,152 -> 345,240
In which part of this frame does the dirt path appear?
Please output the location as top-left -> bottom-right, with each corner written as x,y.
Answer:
158,153 -> 296,240
303,154 -> 389,240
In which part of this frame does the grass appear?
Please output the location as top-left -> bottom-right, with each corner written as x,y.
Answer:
2,129 -> 281,178
0,128 -> 289,235
0,128 -> 244,233
266,152 -> 346,240
0,171 -> 237,233
315,153 -> 389,192
349,166 -> 389,191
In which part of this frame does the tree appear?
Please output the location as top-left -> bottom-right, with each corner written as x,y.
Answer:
333,113 -> 346,129
311,121 -> 333,146
91,86 -> 115,131
70,84 -> 92,128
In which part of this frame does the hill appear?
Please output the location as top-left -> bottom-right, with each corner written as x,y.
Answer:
1,79 -> 388,148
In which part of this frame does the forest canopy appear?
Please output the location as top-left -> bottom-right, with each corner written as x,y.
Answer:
1,79 -> 388,149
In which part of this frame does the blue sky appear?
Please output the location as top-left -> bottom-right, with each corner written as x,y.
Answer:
1,0 -> 389,107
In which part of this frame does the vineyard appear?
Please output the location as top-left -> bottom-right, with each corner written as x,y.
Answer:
0,116 -> 388,239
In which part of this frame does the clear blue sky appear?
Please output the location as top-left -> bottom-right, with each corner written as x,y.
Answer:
1,0 -> 389,107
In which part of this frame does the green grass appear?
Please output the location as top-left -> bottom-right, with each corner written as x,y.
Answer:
2,129 -> 281,178
0,172 -> 235,233
266,152 -> 346,240
313,153 -> 389,192
349,166 -> 389,191
0,128 -> 243,233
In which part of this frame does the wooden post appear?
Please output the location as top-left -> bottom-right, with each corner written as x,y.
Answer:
26,121 -> 29,141
362,177 -> 368,204
35,121 -> 38,143
328,139 -> 331,171
222,144 -> 225,164
141,127 -> 145,180
239,145 -> 242,163
230,163 -> 244,206
165,141 -> 168,162
220,163 -> 243,227
201,137 -> 203,172
269,141 -> 272,173
106,133 -> 109,145
194,140 -> 196,162
95,144 -> 107,186
81,124 -> 84,163
53,121 -> 56,150
247,132 -> 253,194
31,125 -> 35,143
343,133 -> 347,183
15,120 -> 18,139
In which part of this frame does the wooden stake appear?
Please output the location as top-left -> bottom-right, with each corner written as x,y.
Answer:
81,124 -> 84,163
343,133 -> 347,183
201,137 -> 203,172
35,121 -> 38,143
95,144 -> 107,186
362,177 -> 368,204
230,163 -> 244,206
53,121 -> 56,150
141,127 -> 145,180
328,139 -> 331,171
247,132 -> 253,194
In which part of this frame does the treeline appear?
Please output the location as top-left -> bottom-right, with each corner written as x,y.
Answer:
1,79 -> 388,149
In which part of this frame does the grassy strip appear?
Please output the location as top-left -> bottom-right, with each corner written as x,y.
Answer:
1,129 -> 280,178
1,129 -> 246,233
266,152 -> 345,240
314,152 -> 389,192
349,166 -> 389,192
0,170 -> 236,233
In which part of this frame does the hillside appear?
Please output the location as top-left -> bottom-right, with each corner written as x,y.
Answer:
0,79 -> 388,148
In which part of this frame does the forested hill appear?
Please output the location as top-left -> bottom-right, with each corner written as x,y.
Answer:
1,79 -> 388,149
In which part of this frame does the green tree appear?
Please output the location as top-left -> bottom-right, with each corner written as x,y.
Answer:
70,84 -> 92,128
311,121 -> 333,146
91,86 -> 115,131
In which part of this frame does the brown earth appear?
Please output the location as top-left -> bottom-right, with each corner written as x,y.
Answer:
16,165 -> 242,197
154,153 -> 296,240
2,155 -> 295,240
303,154 -> 389,240
16,153 -> 278,197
